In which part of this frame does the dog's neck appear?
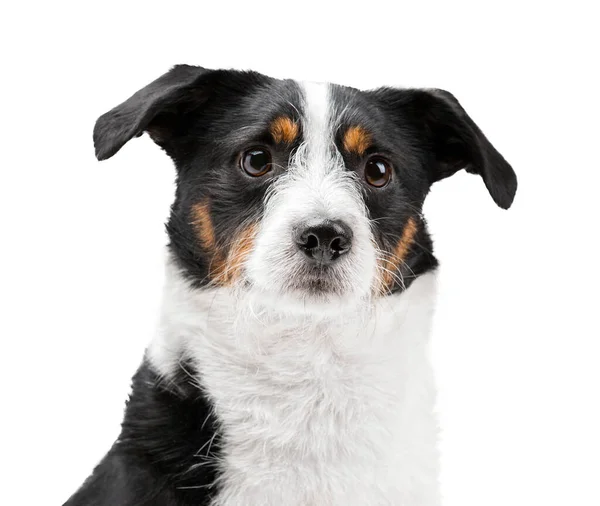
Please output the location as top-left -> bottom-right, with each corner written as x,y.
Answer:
148,255 -> 438,381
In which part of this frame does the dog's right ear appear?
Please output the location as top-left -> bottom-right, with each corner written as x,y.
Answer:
93,65 -> 210,161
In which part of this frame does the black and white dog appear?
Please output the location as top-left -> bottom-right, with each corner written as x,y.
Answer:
65,65 -> 516,506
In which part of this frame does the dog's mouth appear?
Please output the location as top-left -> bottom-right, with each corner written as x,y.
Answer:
283,265 -> 347,297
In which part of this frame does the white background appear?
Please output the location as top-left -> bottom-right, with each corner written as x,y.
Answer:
1,1 -> 599,505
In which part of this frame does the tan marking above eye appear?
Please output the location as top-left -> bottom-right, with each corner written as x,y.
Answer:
270,116 -> 299,145
378,217 -> 419,294
343,126 -> 372,156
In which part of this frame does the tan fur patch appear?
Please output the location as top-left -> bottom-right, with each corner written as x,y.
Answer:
191,200 -> 257,285
218,223 -> 258,284
343,126 -> 372,156
379,217 -> 419,294
191,200 -> 216,251
270,116 -> 299,145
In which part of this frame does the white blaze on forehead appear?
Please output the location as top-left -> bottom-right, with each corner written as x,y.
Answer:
300,81 -> 330,139
289,81 -> 360,220
298,81 -> 335,175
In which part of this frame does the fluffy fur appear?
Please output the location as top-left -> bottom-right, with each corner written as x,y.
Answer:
65,64 -> 516,506
149,260 -> 440,506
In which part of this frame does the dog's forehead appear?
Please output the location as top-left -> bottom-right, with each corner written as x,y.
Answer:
222,78 -> 382,154
297,80 -> 375,150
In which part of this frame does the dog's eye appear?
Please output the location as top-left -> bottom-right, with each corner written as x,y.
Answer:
241,148 -> 272,177
364,157 -> 392,188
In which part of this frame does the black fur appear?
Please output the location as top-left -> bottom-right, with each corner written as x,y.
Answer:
66,65 -> 517,504
65,360 -> 221,506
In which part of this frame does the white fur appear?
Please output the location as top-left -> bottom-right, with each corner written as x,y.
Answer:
149,260 -> 440,506
148,81 -> 441,505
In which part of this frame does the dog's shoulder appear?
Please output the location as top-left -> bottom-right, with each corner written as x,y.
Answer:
64,360 -> 221,506
63,447 -> 176,505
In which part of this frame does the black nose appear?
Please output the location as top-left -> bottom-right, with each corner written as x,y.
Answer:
295,220 -> 353,265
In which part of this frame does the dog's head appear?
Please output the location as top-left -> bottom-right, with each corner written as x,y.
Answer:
95,65 -> 516,309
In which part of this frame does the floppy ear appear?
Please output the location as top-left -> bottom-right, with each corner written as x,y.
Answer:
377,88 -> 517,209
93,65 -> 210,161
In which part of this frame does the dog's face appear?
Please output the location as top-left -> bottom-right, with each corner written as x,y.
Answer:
95,65 -> 516,308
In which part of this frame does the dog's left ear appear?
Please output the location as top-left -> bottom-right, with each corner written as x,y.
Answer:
93,65 -> 211,161
375,88 -> 517,209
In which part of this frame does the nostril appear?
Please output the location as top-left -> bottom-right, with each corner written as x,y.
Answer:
304,233 -> 319,250
329,236 -> 349,254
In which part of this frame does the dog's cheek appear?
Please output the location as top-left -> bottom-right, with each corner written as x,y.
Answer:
190,199 -> 258,286
376,217 -> 419,295
191,199 -> 225,280
220,223 -> 258,285
191,199 -> 217,252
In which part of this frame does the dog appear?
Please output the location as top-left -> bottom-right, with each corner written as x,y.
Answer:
65,65 -> 516,506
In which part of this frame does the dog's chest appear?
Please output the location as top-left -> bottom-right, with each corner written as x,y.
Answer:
206,346 -> 435,505
151,272 -> 440,505
177,302 -> 437,503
